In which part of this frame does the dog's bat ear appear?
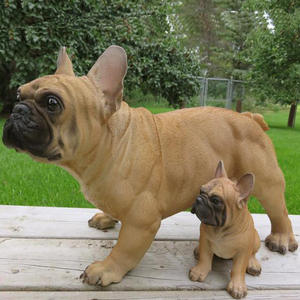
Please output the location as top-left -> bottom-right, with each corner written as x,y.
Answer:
236,173 -> 255,209
215,160 -> 228,178
87,45 -> 127,119
55,47 -> 75,77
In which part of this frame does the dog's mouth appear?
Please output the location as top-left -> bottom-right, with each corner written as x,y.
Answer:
2,102 -> 60,161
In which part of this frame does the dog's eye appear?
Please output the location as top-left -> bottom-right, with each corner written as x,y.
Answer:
47,96 -> 60,112
210,196 -> 221,205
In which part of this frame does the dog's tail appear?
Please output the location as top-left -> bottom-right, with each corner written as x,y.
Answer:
241,112 -> 269,131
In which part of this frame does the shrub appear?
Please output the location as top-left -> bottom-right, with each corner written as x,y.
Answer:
0,0 -> 202,112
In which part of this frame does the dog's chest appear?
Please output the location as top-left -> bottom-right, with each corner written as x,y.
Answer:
80,176 -> 133,220
81,184 -> 110,212
209,234 -> 237,259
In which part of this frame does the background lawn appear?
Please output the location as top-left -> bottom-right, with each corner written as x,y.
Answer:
0,107 -> 299,214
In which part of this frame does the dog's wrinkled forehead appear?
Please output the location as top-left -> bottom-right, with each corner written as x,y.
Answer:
19,74 -> 91,103
19,75 -> 59,98
202,178 -> 236,200
201,179 -> 222,194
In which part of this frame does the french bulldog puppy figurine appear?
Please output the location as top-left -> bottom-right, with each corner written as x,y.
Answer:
190,161 -> 261,299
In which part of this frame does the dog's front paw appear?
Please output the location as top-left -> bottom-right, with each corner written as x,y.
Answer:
189,265 -> 209,282
88,213 -> 118,230
227,279 -> 247,299
80,260 -> 123,286
265,232 -> 298,254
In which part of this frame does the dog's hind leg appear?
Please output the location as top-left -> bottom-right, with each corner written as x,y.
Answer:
246,255 -> 261,276
247,229 -> 261,276
253,167 -> 298,254
88,212 -> 118,230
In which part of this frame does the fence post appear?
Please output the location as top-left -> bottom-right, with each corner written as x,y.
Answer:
204,77 -> 208,106
226,77 -> 233,109
200,77 -> 207,106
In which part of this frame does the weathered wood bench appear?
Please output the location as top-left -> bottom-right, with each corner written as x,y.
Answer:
0,205 -> 299,299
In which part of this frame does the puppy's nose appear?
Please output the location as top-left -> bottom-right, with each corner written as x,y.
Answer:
12,103 -> 31,115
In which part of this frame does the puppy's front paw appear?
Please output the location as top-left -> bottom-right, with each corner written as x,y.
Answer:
227,279 -> 247,299
88,213 -> 118,230
189,265 -> 209,282
80,260 -> 123,286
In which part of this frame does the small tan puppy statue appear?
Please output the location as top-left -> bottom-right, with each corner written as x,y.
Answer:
2,45 -> 297,287
190,161 -> 261,299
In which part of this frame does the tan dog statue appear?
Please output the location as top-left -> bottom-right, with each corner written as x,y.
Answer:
190,161 -> 261,299
2,46 -> 297,286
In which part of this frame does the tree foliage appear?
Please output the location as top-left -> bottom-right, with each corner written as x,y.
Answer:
215,0 -> 255,78
175,0 -> 254,78
0,0 -> 201,112
176,0 -> 300,125
244,0 -> 300,104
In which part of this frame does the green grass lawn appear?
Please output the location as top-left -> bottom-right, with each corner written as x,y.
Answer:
248,111 -> 300,214
0,107 -> 299,214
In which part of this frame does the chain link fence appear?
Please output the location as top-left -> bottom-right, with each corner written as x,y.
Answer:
197,77 -> 245,112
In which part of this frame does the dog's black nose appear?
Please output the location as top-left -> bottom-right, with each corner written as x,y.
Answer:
12,103 -> 31,116
196,196 -> 202,204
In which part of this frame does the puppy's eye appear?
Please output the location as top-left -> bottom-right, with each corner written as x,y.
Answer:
210,196 -> 221,205
47,96 -> 60,112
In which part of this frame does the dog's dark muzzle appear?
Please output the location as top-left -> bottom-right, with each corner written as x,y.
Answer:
191,196 -> 212,222
2,102 -> 52,157
191,194 -> 226,227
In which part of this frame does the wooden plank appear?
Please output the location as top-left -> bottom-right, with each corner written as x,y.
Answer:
1,290 -> 300,300
0,205 -> 299,241
0,238 -> 299,291
0,205 -> 119,240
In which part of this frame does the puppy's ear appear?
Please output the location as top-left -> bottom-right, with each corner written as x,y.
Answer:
87,45 -> 127,119
215,160 -> 228,178
55,47 -> 75,76
236,173 -> 255,209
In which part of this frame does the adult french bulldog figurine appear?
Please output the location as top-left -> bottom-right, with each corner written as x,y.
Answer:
190,161 -> 261,299
2,46 -> 297,286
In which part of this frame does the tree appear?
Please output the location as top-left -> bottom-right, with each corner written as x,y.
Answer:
244,0 -> 300,127
215,0 -> 255,79
0,0 -> 201,112
175,0 -> 254,79
175,0 -> 221,76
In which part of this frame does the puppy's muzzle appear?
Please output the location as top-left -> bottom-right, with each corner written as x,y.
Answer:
191,195 -> 212,220
191,193 -> 226,227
